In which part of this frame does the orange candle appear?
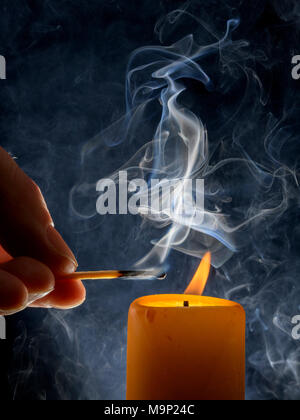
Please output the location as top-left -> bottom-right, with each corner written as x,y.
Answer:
126,254 -> 245,400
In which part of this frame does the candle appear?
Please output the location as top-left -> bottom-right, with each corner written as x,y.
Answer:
126,253 -> 245,400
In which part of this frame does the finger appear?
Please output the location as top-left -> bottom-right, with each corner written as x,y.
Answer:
30,279 -> 86,309
0,146 -> 78,276
1,257 -> 55,303
0,244 -> 12,264
0,269 -> 28,315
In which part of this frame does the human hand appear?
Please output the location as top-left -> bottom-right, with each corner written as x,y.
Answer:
0,146 -> 86,315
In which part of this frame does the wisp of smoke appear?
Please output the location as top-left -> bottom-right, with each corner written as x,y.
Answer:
70,6 -> 300,400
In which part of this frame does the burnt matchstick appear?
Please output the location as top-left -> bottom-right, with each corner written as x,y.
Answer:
63,270 -> 167,281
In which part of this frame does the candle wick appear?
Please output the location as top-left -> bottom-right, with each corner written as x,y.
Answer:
183,301 -> 189,307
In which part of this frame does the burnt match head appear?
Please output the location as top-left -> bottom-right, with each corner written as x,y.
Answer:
118,270 -> 167,280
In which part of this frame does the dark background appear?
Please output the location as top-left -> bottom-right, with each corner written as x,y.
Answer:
0,0 -> 300,400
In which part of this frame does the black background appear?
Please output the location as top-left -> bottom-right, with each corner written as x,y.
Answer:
0,0 -> 300,400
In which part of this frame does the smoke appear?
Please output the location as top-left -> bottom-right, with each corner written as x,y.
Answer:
70,3 -> 300,400
72,19 -> 242,269
72,16 -> 278,270
3,0 -> 300,400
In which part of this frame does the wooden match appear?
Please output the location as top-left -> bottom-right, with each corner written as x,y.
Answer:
63,270 -> 167,281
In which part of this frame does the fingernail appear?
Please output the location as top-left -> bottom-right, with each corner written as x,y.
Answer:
46,226 -> 78,273
28,288 -> 55,305
29,303 -> 53,309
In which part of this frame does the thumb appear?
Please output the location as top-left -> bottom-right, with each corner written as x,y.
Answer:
0,146 -> 78,276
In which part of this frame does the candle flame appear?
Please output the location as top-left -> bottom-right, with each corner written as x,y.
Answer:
184,252 -> 211,296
